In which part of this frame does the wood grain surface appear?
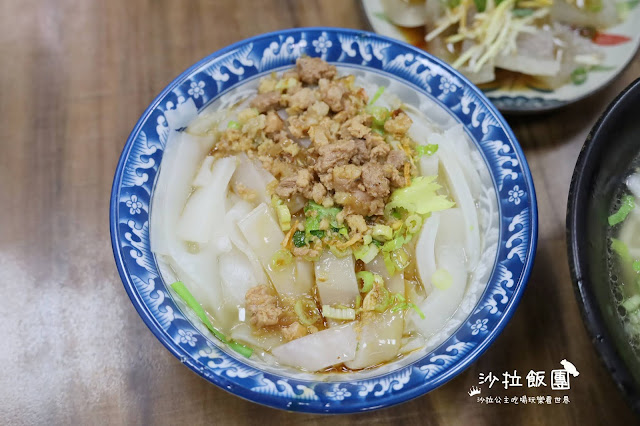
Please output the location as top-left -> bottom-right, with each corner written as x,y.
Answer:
1,0 -> 639,424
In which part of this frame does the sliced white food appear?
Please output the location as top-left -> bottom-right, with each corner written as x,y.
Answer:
219,247 -> 260,308
151,131 -> 212,255
238,203 -> 313,297
229,322 -> 283,352
345,254 -> 405,369
410,208 -> 468,338
176,156 -> 237,244
231,153 -> 276,206
495,31 -> 560,77
434,132 -> 480,269
444,125 -> 483,200
314,251 -> 360,307
271,322 -> 357,371
551,0 -> 619,29
415,212 -> 440,294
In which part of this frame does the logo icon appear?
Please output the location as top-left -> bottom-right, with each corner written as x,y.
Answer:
468,386 -> 481,397
560,359 -> 580,377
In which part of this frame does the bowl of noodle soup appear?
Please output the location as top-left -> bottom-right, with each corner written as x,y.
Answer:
110,28 -> 537,412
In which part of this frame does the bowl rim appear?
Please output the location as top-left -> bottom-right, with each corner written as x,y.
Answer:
110,26 -> 538,413
566,77 -> 640,413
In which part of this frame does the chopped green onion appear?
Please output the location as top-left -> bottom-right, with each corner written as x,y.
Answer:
369,86 -> 386,106
357,271 -> 381,293
384,251 -> 396,276
367,106 -> 390,127
416,144 -> 438,157
322,305 -> 356,320
571,67 -> 588,85
363,234 -> 373,245
329,244 -> 352,258
623,294 -> 640,312
372,224 -> 393,241
293,230 -> 306,247
611,238 -> 632,263
276,204 -> 292,231
391,248 -> 410,271
354,244 -> 380,264
356,294 -> 362,309
271,249 -> 293,270
382,235 -> 405,252
405,214 -> 423,234
170,281 -> 253,358
474,0 -> 487,12
373,286 -> 392,312
393,293 -> 406,303
372,239 -> 383,247
295,299 -> 320,325
408,302 -> 425,319
227,120 -> 241,130
447,0 -> 461,6
609,195 -> 635,226
432,269 -> 453,290
309,229 -> 325,239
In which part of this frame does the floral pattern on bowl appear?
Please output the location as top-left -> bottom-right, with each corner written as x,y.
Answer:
110,28 -> 538,413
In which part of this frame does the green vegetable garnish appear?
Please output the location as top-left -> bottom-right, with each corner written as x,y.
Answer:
309,229 -> 326,239
372,224 -> 393,241
271,249 -> 293,270
383,251 -> 396,276
354,243 -> 380,264
227,120 -> 241,130
294,299 -> 320,325
171,281 -> 253,358
293,230 -> 306,247
447,0 -> 461,7
623,294 -> 640,312
386,176 -> 455,216
405,214 -> 423,234
367,106 -> 390,127
303,201 -> 347,240
611,238 -> 632,263
390,299 -> 426,320
322,305 -> 356,320
357,270 -> 380,293
391,248 -> 410,271
634,260 -> 640,273
381,235 -> 405,253
416,144 -> 439,157
432,269 -> 453,290
571,67 -> 588,85
369,86 -> 386,106
512,8 -> 534,16
474,0 -> 487,12
609,195 -> 635,226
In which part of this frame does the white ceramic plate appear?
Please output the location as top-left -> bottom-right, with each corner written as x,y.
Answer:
362,0 -> 640,113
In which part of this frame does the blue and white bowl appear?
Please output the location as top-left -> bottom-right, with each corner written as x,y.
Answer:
110,28 -> 537,413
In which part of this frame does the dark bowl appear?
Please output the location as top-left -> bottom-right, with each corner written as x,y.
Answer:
567,77 -> 640,413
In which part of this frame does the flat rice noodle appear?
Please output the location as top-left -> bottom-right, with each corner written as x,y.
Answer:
150,131 -> 212,255
415,212 -> 440,294
224,199 -> 268,285
219,247 -> 261,308
176,156 -> 237,243
314,251 -> 359,307
229,322 -> 283,352
271,322 -> 357,371
443,125 -> 483,200
345,255 -> 404,369
231,153 -> 275,206
410,208 -> 468,338
433,133 -> 480,269
192,156 -> 215,187
238,203 -> 313,297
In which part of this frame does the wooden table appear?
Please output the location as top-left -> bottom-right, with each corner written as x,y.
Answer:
2,1 -> 639,424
